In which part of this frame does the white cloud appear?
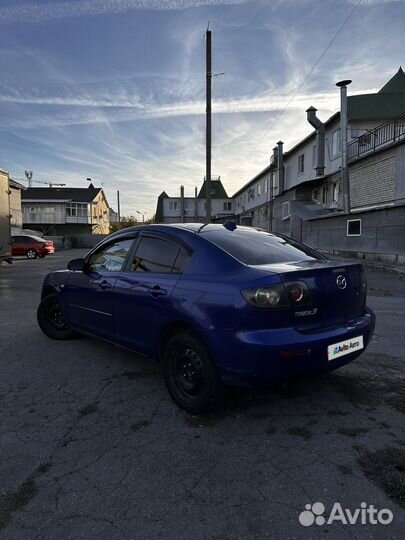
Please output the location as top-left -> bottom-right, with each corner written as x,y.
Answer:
0,0 -> 253,24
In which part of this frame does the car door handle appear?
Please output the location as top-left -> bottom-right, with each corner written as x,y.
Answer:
149,285 -> 167,297
98,280 -> 112,290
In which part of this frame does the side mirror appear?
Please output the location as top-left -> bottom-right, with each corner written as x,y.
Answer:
67,258 -> 86,272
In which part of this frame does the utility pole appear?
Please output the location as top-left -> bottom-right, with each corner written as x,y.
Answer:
205,28 -> 212,223
336,79 -> 352,214
117,190 -> 121,223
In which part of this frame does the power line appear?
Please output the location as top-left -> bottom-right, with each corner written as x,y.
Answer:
226,0 -> 363,181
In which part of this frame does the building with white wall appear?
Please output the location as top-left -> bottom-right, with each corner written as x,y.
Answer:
231,67 -> 405,261
156,178 -> 233,223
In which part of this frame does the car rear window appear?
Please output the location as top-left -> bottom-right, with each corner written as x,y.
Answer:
202,228 -> 324,265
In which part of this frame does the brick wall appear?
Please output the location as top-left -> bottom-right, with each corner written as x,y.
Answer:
350,152 -> 396,208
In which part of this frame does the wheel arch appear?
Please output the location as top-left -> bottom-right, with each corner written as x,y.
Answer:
157,320 -> 208,362
41,285 -> 58,300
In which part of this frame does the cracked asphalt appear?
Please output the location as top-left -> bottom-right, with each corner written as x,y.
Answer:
0,250 -> 404,540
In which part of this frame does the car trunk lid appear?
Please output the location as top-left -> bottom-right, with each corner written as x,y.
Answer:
251,260 -> 366,331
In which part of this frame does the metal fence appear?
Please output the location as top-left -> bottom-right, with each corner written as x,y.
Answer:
348,112 -> 405,161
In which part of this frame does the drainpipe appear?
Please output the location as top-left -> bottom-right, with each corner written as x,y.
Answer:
277,141 -> 284,194
180,185 -> 185,223
194,187 -> 198,222
336,79 -> 352,214
306,106 -> 325,176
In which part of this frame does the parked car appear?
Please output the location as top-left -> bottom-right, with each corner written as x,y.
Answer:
37,223 -> 375,413
12,235 -> 55,259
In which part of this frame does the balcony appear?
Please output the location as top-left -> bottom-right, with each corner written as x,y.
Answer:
65,216 -> 92,224
348,112 -> 405,161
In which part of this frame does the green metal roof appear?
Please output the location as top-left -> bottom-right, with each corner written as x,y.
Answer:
378,66 -> 405,94
197,179 -> 229,199
348,67 -> 405,121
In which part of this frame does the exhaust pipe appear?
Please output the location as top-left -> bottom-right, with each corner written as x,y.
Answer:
306,106 -> 325,176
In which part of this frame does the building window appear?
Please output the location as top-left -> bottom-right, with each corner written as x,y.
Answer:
298,154 -> 304,175
66,203 -> 87,217
321,186 -> 328,205
282,201 -> 291,220
257,183 -> 262,196
223,202 -> 232,211
331,129 -> 341,156
347,219 -> 361,236
312,189 -> 319,202
169,201 -> 178,211
332,183 -> 339,203
248,188 -> 255,201
29,206 -> 54,213
264,179 -> 268,193
312,145 -> 316,168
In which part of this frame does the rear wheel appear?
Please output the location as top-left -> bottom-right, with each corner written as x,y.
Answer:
26,249 -> 37,259
162,331 -> 224,413
37,293 -> 75,340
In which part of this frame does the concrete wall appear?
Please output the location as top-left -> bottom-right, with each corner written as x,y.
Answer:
0,169 -> 11,259
64,234 -> 107,249
302,205 -> 405,259
9,184 -> 23,228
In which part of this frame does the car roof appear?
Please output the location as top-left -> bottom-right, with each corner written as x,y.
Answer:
110,223 -> 261,237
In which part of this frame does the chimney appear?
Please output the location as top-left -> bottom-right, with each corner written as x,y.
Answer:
277,141 -> 285,194
272,146 -> 278,167
306,106 -> 325,176
180,185 -> 185,223
336,79 -> 352,213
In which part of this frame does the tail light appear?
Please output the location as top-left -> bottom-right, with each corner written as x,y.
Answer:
284,281 -> 312,306
242,281 -> 312,309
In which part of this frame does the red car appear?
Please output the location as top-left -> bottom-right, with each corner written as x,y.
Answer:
11,235 -> 55,259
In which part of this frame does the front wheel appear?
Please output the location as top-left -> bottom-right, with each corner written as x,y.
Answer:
26,249 -> 37,259
37,293 -> 75,340
162,331 -> 224,414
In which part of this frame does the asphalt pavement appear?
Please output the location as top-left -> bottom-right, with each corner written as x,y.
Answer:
0,249 -> 404,540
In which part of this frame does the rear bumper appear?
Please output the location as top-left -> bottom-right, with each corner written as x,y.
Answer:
203,308 -> 375,386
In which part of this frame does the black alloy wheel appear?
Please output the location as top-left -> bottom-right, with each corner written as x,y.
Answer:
162,331 -> 224,413
37,293 -> 75,340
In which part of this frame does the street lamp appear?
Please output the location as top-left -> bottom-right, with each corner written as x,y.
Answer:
136,210 -> 146,223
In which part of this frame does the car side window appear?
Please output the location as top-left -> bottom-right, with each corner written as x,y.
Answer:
88,239 -> 134,273
130,236 -> 188,274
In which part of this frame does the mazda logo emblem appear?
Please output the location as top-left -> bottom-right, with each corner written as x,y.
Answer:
336,275 -> 347,289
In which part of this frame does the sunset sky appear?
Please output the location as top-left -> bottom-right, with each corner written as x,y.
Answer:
0,0 -> 404,217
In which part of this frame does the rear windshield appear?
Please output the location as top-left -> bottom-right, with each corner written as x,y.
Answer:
203,228 -> 324,265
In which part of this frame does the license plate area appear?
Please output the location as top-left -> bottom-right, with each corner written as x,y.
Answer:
327,335 -> 364,361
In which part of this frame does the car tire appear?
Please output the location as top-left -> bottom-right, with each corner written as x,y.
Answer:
37,293 -> 75,340
26,249 -> 37,259
162,331 -> 225,414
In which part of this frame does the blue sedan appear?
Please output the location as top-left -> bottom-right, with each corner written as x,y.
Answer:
37,223 -> 375,413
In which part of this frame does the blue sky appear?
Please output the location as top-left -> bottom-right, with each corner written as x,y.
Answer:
0,0 -> 404,217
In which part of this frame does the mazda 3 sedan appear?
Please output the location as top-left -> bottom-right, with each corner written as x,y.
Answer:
37,223 -> 375,413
